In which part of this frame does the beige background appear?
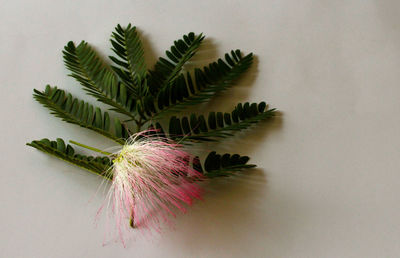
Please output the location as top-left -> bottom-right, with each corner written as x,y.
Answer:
1,0 -> 400,257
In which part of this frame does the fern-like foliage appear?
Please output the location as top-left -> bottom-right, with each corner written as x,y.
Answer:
147,32 -> 204,96
143,50 -> 253,119
167,102 -> 275,142
110,24 -> 147,97
191,151 -> 256,178
27,138 -> 112,179
28,23 -> 276,180
63,41 -> 137,120
33,85 -> 129,144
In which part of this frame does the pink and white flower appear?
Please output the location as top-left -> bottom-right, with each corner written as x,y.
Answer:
99,131 -> 203,245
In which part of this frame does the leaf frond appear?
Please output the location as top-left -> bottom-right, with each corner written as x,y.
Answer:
33,85 -> 130,144
143,50 -> 253,119
110,24 -> 147,96
27,138 -> 113,179
147,32 -> 205,96
163,102 -> 275,142
63,41 -> 137,119
191,151 -> 255,178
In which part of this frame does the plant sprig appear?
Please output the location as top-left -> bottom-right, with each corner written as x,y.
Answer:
28,23 -> 277,178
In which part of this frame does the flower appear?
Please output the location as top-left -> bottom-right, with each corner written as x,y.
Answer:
100,131 -> 203,245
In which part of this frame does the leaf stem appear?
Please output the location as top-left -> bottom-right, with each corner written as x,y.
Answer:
136,116 -> 143,132
69,140 -> 112,155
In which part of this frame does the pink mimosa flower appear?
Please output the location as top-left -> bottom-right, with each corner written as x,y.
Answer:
100,131 -> 203,245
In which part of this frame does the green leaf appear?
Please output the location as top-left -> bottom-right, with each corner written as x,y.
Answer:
147,32 -> 204,96
110,24 -> 147,97
63,41 -> 137,119
191,151 -> 256,178
163,102 -> 276,142
145,50 -> 253,119
27,138 -> 113,179
33,85 -> 128,144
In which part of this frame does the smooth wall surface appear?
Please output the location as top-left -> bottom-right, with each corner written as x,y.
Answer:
1,0 -> 400,257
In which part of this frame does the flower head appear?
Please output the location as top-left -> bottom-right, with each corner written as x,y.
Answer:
100,131 -> 203,244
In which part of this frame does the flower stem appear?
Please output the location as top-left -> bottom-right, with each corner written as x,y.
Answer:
69,140 -> 112,155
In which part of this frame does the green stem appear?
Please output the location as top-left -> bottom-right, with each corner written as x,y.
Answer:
136,122 -> 142,132
136,116 -> 143,132
69,140 -> 112,155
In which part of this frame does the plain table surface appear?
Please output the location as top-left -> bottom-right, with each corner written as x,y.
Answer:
1,0 -> 400,257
